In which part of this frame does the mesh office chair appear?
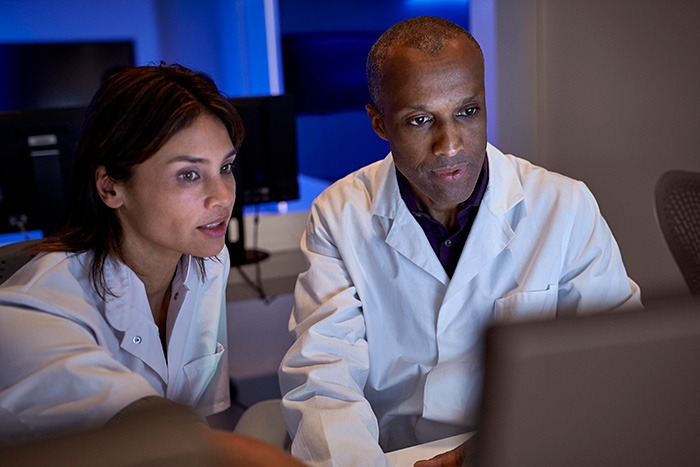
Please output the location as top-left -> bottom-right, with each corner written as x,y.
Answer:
0,239 -> 41,285
654,170 -> 700,296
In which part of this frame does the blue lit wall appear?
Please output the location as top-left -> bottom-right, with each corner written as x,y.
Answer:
0,0 -> 469,183
0,1 -> 160,75
0,0 -> 272,98
278,0 -> 469,181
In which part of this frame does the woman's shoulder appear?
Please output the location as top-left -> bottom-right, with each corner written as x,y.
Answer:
0,250 -> 93,307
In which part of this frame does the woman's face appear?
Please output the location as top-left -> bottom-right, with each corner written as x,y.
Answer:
108,112 -> 236,267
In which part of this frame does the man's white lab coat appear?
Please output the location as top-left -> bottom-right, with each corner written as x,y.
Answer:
279,144 -> 641,466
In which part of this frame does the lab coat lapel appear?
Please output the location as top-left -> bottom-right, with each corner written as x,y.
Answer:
385,207 -> 449,285
374,155 -> 449,285
103,259 -> 169,383
445,145 -> 524,302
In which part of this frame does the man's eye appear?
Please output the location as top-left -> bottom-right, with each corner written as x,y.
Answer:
409,115 -> 431,126
179,170 -> 199,181
459,107 -> 478,117
221,162 -> 235,174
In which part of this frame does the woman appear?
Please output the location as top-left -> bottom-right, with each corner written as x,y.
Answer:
0,64 -> 303,466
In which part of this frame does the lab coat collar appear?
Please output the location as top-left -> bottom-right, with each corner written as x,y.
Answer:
371,144 -> 526,289
102,256 -> 140,332
369,143 -> 524,220
103,255 -> 194,383
103,254 -> 192,331
445,144 -> 525,300
370,153 -> 404,221
370,154 -> 450,284
481,143 -> 525,216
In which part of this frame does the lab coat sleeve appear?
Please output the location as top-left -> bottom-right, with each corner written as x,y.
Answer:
0,302 -> 159,442
278,206 -> 390,467
556,181 -> 642,315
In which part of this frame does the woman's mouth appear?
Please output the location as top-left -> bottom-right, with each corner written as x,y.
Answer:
198,219 -> 228,238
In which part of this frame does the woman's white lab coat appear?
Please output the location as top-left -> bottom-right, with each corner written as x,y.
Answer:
279,143 -> 641,466
0,248 -> 230,442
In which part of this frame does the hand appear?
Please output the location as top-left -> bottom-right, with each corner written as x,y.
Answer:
413,433 -> 478,467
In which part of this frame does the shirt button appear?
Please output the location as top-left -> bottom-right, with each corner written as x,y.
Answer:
444,239 -> 452,247
173,292 -> 179,301
133,336 -> 142,344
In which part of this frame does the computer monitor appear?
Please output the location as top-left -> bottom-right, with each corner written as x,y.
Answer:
226,94 -> 299,265
0,106 -> 85,240
0,41 -> 134,111
477,298 -> 700,466
282,32 -> 379,114
0,40 -> 134,244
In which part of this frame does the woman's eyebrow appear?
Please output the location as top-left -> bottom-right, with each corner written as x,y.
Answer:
168,149 -> 237,165
168,155 -> 206,164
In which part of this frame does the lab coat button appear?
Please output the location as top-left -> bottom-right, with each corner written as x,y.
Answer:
133,336 -> 142,344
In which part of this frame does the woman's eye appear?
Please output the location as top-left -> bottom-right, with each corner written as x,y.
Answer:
221,162 -> 235,175
179,170 -> 200,182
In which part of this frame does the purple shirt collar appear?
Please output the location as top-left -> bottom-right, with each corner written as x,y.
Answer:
397,155 -> 489,277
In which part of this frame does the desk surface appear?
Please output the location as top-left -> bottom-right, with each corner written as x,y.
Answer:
226,248 -> 307,302
385,433 -> 473,466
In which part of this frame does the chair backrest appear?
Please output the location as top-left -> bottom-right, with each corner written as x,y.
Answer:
0,239 -> 42,285
654,170 -> 700,296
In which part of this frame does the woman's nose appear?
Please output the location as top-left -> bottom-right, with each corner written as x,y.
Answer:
208,177 -> 236,209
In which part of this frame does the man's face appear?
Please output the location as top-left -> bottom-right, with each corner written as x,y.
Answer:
367,37 -> 487,224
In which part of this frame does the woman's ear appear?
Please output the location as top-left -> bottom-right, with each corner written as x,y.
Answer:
95,166 -> 124,209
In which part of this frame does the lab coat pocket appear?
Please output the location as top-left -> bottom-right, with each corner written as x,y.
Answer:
182,342 -> 225,406
493,285 -> 557,323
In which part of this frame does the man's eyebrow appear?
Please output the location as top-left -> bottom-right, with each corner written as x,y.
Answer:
460,94 -> 482,105
402,94 -> 482,112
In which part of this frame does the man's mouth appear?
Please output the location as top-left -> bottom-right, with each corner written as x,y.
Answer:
432,166 -> 466,178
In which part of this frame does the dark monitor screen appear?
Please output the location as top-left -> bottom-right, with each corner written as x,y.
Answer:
282,32 -> 380,114
0,41 -> 134,112
228,94 -> 299,206
226,94 -> 299,265
478,298 -> 700,466
0,107 -> 85,237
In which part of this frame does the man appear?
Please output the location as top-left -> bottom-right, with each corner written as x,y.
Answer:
278,16 -> 641,466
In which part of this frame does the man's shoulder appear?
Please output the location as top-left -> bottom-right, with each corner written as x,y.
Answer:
491,148 -> 587,197
487,148 -> 601,226
314,156 -> 391,210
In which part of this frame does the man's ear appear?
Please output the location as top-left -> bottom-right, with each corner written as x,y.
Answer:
366,104 -> 389,141
95,166 -> 124,209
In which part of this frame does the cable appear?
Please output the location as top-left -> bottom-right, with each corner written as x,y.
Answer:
235,206 -> 276,304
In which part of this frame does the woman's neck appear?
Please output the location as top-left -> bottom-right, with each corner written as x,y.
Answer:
119,241 -> 181,346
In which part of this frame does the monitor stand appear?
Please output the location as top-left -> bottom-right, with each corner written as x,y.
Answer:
226,206 -> 269,266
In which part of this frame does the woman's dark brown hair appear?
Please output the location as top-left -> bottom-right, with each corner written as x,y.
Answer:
35,63 -> 244,298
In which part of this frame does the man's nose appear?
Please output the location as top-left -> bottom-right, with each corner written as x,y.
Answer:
433,121 -> 464,157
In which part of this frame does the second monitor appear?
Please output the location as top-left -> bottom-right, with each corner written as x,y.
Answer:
226,94 -> 299,265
